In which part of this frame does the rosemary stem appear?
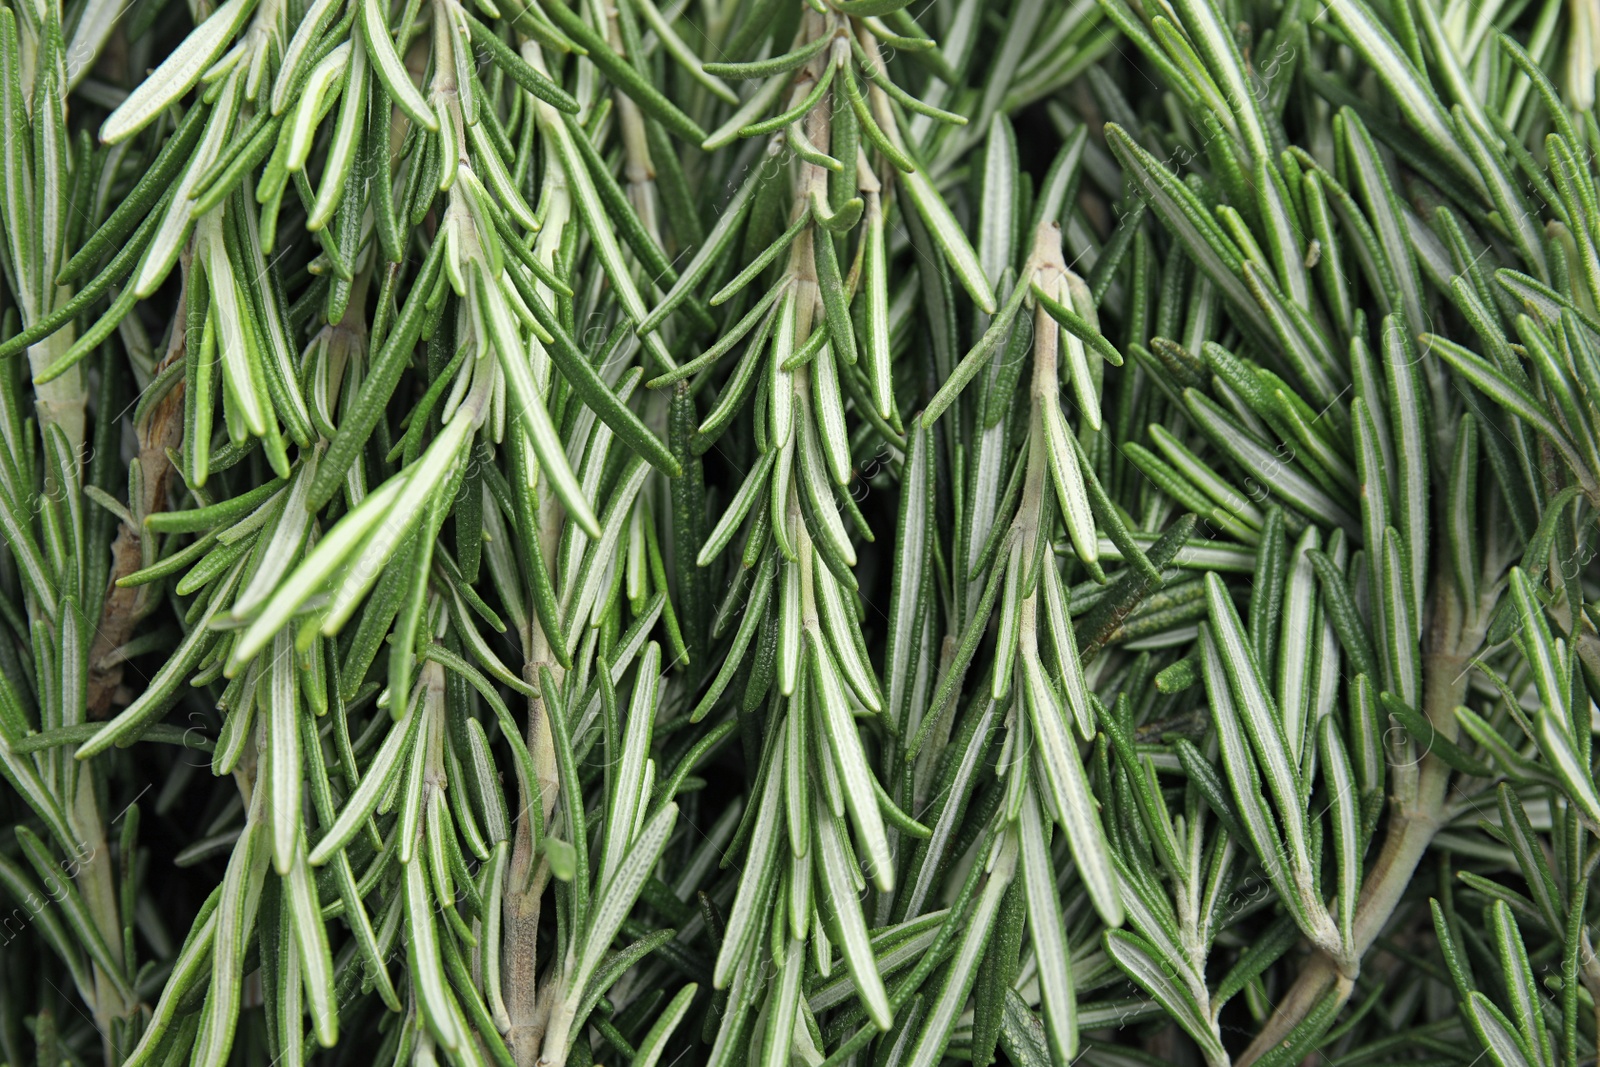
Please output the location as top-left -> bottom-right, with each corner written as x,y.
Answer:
1239,583 -> 1475,1065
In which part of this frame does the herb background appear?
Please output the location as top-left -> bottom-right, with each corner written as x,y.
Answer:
0,0 -> 1599,1066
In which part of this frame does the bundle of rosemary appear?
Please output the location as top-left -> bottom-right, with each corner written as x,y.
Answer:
1,0 -> 1598,1063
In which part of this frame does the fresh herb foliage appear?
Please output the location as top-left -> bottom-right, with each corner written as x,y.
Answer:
0,0 -> 1598,1065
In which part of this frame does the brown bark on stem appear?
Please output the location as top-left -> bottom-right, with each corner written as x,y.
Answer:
89,266 -> 190,716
